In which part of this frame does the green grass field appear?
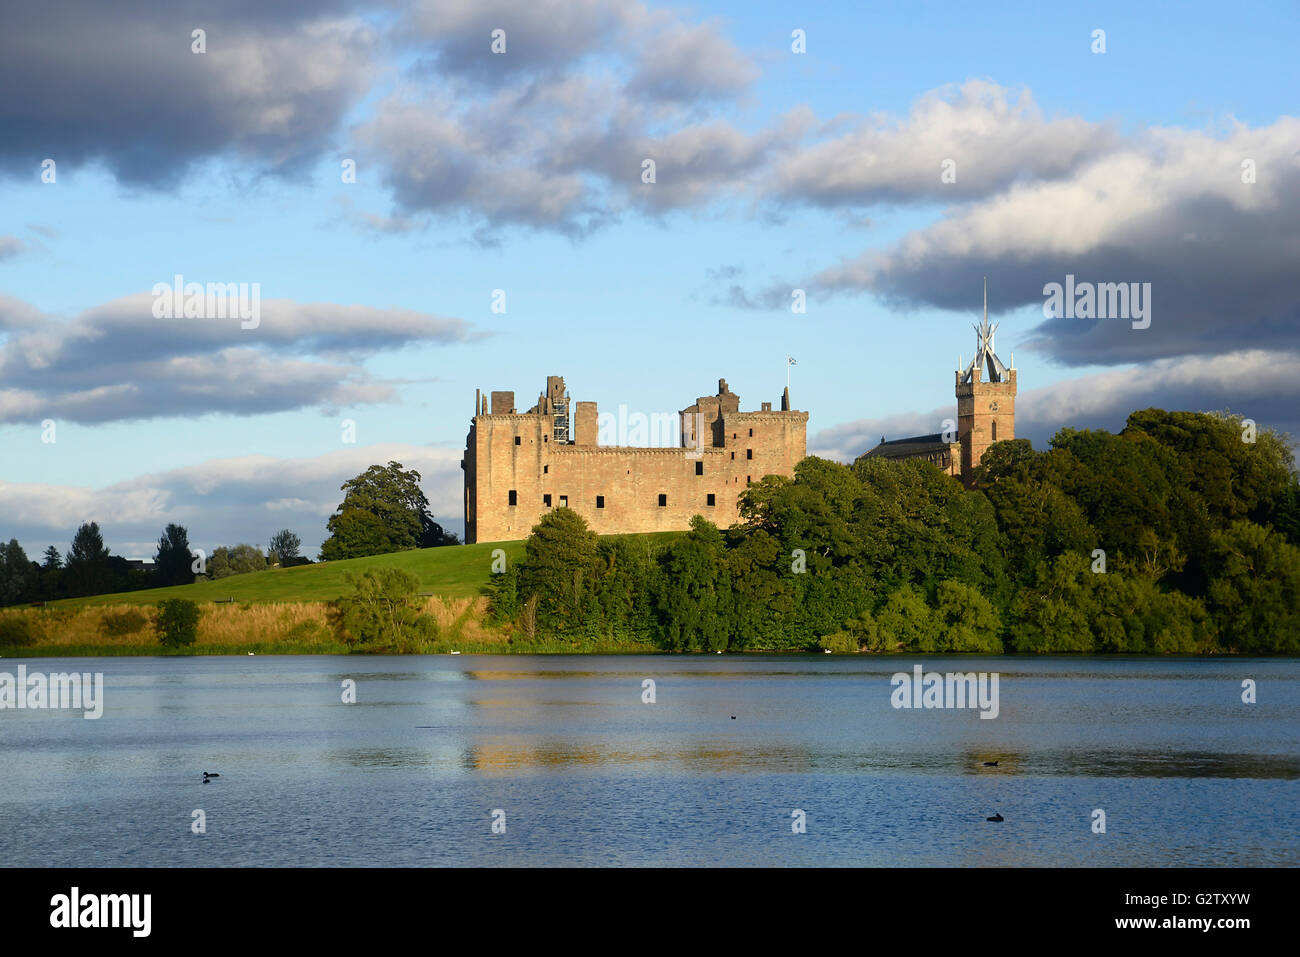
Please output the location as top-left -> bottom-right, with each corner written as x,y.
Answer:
54,530 -> 683,608
58,540 -> 526,607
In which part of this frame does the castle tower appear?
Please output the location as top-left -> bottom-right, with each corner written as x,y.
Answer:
955,279 -> 1016,484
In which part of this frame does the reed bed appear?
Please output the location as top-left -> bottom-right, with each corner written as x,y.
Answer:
0,597 -> 517,656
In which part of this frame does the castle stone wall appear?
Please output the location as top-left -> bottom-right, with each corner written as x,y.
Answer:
463,377 -> 808,542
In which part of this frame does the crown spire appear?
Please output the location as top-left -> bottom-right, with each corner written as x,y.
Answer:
962,277 -> 1009,384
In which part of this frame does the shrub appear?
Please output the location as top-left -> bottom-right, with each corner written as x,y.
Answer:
876,584 -> 940,652
156,599 -> 200,648
935,580 -> 1003,653
284,620 -> 334,647
817,631 -> 860,654
331,567 -> 438,650
0,615 -> 34,647
101,608 -> 149,638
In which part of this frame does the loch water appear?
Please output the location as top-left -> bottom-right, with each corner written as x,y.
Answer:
1,655 -> 1296,866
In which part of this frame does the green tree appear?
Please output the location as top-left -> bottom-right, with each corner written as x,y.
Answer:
1274,480 -> 1300,547
1127,409 -> 1295,525
1091,573 -> 1209,654
1205,521 -> 1300,654
653,516 -> 732,651
517,508 -> 599,636
207,547 -> 233,580
819,608 -> 879,653
320,462 -> 451,560
268,529 -> 302,565
204,544 -> 266,579
65,522 -> 113,598
0,539 -> 37,606
227,544 -> 267,575
590,536 -> 657,642
935,579 -> 1003,653
39,544 -> 64,600
972,442 -> 1096,583
156,599 -> 200,648
1008,553 -> 1100,653
331,567 -> 437,650
153,523 -> 193,586
876,583 -> 940,652
724,527 -> 798,649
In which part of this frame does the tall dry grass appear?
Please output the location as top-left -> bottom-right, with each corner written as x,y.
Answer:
0,596 -> 509,655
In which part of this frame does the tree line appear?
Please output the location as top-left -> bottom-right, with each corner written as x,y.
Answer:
0,523 -> 307,604
0,460 -> 458,605
488,410 -> 1300,654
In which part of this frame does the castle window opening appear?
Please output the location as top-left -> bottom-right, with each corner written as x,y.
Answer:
695,461 -> 703,475
658,494 -> 667,507
515,436 -> 521,445
746,449 -> 753,460
543,465 -> 548,473
560,495 -> 568,508
543,494 -> 552,507
596,496 -> 605,509
991,420 -> 997,441
749,428 -> 753,437
707,494 -> 716,506
508,490 -> 517,506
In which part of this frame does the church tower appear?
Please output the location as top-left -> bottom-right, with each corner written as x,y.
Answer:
955,279 -> 1016,484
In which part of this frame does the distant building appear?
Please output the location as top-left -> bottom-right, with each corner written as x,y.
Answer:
461,375 -> 808,543
862,433 -> 960,475
858,281 -> 1017,485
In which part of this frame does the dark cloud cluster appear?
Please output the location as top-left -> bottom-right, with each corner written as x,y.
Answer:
810,348 -> 1300,462
4,3 -> 1297,374
807,119 -> 1300,367
0,0 -> 375,185
0,293 -> 476,424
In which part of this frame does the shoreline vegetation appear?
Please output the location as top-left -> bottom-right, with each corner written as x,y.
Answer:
1,597 -> 659,657
2,410 -> 1298,658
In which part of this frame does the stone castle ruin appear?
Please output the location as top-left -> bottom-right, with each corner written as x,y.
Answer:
463,287 -> 1016,542
461,376 -> 808,543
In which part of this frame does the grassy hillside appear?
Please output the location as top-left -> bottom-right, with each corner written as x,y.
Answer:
54,530 -> 684,608
58,540 -> 527,607
0,531 -> 681,656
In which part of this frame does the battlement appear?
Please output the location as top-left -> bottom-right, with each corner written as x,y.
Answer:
955,367 -> 1017,394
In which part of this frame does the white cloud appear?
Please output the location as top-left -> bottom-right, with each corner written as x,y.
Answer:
2,443 -> 466,558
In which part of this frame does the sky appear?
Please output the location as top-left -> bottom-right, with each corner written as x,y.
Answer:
2,0 -> 1298,559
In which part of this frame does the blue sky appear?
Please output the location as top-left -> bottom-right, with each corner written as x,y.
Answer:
2,0 -> 1297,558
